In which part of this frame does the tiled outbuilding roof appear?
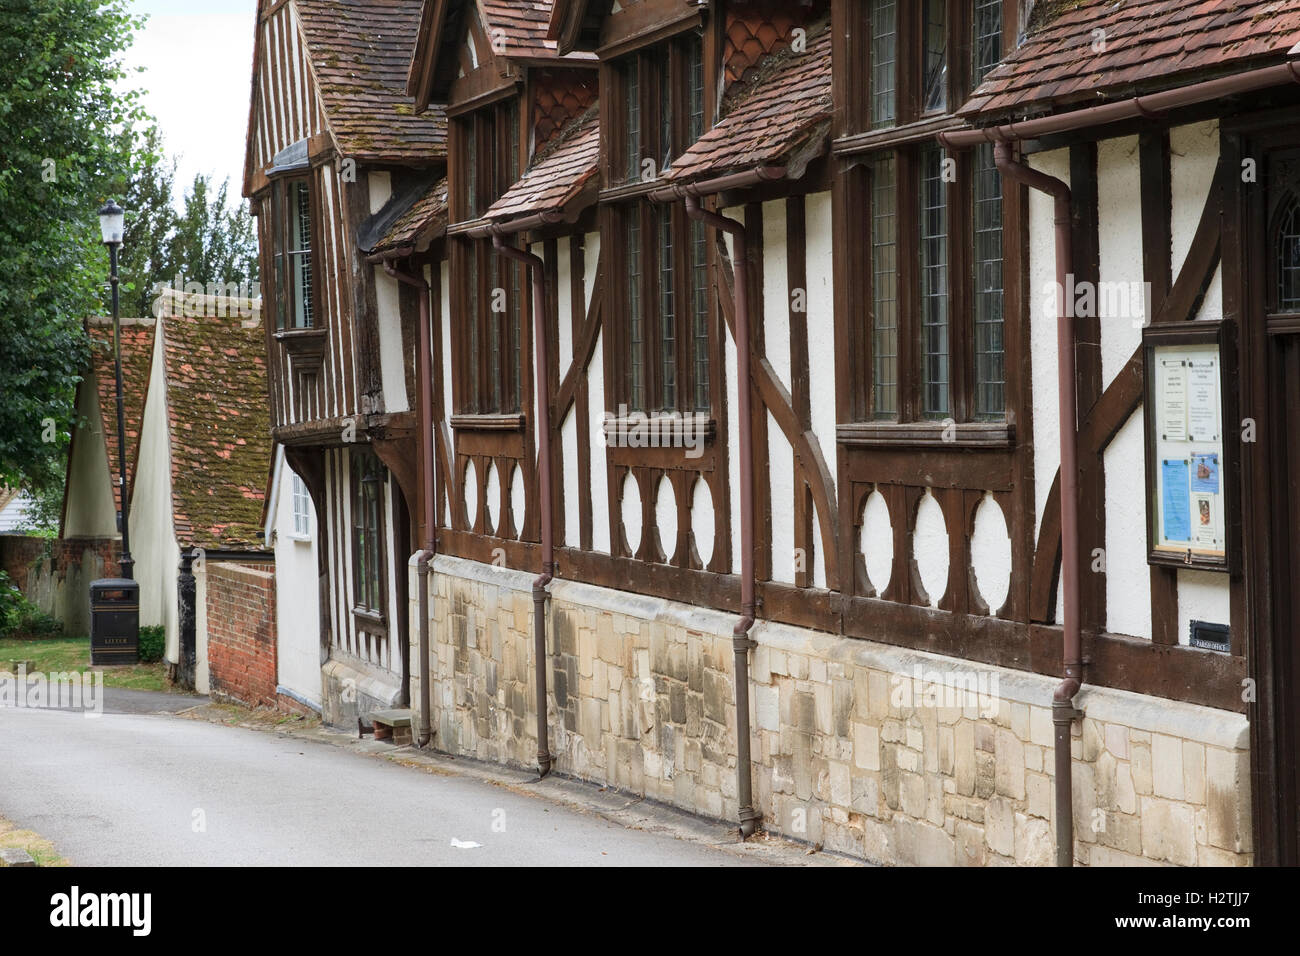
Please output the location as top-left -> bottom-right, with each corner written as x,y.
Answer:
366,177 -> 450,256
85,318 -> 156,517
155,293 -> 271,552
483,104 -> 599,222
963,0 -> 1300,120
296,0 -> 446,162
664,24 -> 832,184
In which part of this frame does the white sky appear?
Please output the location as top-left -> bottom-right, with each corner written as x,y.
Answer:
122,0 -> 259,204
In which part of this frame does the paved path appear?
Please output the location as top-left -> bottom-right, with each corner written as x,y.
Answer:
0,703 -> 763,867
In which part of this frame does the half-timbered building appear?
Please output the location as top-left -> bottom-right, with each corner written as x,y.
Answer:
243,0 -> 447,724
245,0 -> 1300,866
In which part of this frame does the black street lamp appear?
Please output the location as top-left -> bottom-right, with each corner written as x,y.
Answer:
98,199 -> 134,580
88,199 -> 139,667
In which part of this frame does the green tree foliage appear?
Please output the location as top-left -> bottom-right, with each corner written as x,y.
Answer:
0,0 -> 145,497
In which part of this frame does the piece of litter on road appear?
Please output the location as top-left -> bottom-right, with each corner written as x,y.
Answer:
450,838 -> 482,849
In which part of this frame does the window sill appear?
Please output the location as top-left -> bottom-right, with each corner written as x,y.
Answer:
601,412 -> 716,447
837,421 -> 1014,449
275,327 -> 328,360
352,608 -> 387,633
451,413 -> 526,432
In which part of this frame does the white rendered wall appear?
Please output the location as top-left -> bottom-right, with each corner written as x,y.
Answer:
130,325 -> 180,660
270,452 -> 322,706
375,270 -> 410,413
63,374 -> 120,539
1097,135 -> 1146,388
1027,150 -> 1070,625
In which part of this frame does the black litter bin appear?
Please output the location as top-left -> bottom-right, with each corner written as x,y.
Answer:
89,578 -> 139,666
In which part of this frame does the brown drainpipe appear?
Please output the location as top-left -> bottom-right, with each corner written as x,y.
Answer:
465,211 -> 566,778
492,234 -> 556,779
383,258 -> 436,748
938,58 -> 1300,867
651,164 -> 785,837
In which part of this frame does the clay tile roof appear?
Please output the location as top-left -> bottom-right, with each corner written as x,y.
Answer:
481,0 -> 561,59
664,24 -> 832,184
369,177 -> 449,255
85,318 -> 156,516
296,0 -> 447,162
484,104 -> 599,222
155,292 -> 271,552
963,0 -> 1300,121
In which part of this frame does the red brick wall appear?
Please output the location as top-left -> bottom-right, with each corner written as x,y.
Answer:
206,561 -> 278,708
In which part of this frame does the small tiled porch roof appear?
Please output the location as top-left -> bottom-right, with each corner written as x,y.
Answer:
962,0 -> 1300,121
365,176 -> 450,256
482,105 -> 599,223
85,318 -> 156,516
296,0 -> 446,162
663,24 -> 832,184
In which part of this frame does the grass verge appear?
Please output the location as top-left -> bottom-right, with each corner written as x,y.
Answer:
0,636 -> 173,693
0,815 -> 68,867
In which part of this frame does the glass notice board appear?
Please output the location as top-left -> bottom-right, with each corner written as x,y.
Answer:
1143,321 -> 1236,572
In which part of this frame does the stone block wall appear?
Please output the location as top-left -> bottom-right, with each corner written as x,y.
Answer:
414,555 -> 1252,866
206,562 -> 278,708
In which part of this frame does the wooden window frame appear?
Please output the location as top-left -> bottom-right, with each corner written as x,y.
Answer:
603,28 -> 714,418
350,449 -> 388,621
449,96 -> 527,419
839,0 -> 1012,432
268,173 -> 320,332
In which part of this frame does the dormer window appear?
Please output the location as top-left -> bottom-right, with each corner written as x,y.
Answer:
271,177 -> 315,330
615,31 -> 704,184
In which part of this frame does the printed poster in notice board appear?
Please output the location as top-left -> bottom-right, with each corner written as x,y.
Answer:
1142,321 -> 1235,573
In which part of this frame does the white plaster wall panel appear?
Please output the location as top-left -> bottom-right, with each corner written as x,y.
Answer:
762,199 -> 791,392
723,211 -> 742,575
531,242 -> 545,460
588,330 -> 610,553
805,191 -> 838,496
583,231 -> 600,316
1176,569 -> 1231,647
811,504 -> 827,590
860,488 -> 893,595
439,261 -> 453,440
463,458 -> 478,530
691,477 -> 716,568
484,460 -> 501,535
1197,264 -> 1223,322
1097,135 -> 1146,390
970,494 -> 1012,615
621,471 -> 642,555
510,462 -> 525,541
557,241 -> 573,372
374,271 -> 410,413
913,491 -> 949,608
1105,409 -> 1152,639
1028,150 -> 1070,594
368,171 -> 392,215
561,408 -> 580,547
655,475 -> 677,562
1170,121 -> 1220,277
769,411 -> 796,584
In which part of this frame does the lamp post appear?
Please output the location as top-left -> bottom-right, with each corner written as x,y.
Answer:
98,200 -> 134,580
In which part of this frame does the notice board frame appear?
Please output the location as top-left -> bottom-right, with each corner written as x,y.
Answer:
1142,319 -> 1239,573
